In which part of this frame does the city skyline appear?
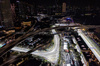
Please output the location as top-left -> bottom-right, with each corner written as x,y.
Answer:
10,0 -> 100,7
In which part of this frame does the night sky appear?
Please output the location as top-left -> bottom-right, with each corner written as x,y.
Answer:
10,0 -> 100,7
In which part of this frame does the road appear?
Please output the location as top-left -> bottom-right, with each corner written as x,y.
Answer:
60,35 -> 71,66
0,25 -> 80,57
0,22 -> 99,57
72,37 -> 88,66
78,29 -> 100,62
60,33 -> 75,66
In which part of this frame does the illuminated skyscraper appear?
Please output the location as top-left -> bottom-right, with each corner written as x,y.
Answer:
62,2 -> 66,13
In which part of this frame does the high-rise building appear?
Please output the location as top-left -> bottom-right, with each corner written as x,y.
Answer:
0,0 -> 14,28
62,2 -> 66,13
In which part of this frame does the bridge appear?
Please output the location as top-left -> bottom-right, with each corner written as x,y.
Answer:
81,25 -> 100,29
